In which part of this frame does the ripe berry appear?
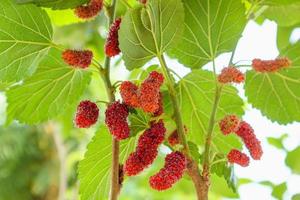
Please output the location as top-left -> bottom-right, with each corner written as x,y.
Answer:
120,81 -> 139,108
219,115 -> 240,135
149,151 -> 186,191
124,120 -> 166,176
218,66 -> 244,84
74,100 -> 99,128
62,49 -> 93,69
74,0 -> 103,19
139,71 -> 164,113
252,57 -> 291,72
235,121 -> 263,160
105,18 -> 122,57
227,149 -> 250,167
105,101 -> 130,140
153,92 -> 164,117
168,126 -> 188,146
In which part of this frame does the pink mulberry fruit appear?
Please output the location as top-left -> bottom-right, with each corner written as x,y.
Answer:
149,151 -> 186,191
74,0 -> 103,19
75,100 -> 99,128
235,121 -> 263,160
218,66 -> 244,84
105,18 -> 122,57
252,58 -> 291,72
105,101 -> 130,140
219,115 -> 240,135
62,49 -> 93,68
227,149 -> 250,167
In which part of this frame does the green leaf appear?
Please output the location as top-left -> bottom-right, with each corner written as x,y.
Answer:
263,3 -> 300,27
285,146 -> 300,174
46,9 -> 84,26
263,0 -> 300,5
267,134 -> 288,150
245,42 -> 300,124
211,154 -> 237,193
177,70 -> 244,153
168,0 -> 247,68
277,26 -> 294,51
292,194 -> 300,200
210,174 -> 238,198
271,183 -> 287,200
119,0 -> 184,70
0,0 -> 53,82
78,126 -> 137,200
128,109 -> 151,136
6,48 -> 91,124
15,0 -> 89,10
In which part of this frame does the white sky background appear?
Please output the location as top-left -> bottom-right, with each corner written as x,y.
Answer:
1,19 -> 300,200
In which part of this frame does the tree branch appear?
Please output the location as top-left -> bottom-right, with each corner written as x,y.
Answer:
101,1 -> 120,199
157,54 -> 207,200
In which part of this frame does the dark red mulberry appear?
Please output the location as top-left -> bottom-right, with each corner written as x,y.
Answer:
218,66 -> 244,84
149,151 -> 186,191
227,149 -> 250,167
62,49 -> 93,68
168,126 -> 188,146
252,57 -> 291,72
235,121 -> 263,160
139,71 -> 164,113
105,18 -> 122,57
219,115 -> 240,135
74,0 -> 103,19
105,101 -> 130,140
120,81 -> 139,108
153,92 -> 164,117
124,120 -> 166,176
75,100 -> 99,128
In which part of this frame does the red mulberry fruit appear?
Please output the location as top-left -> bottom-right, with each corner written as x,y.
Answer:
227,149 -> 250,167
75,100 -> 99,128
124,120 -> 166,176
168,126 -> 188,146
219,115 -> 240,135
74,0 -> 103,19
218,66 -> 244,84
153,92 -> 164,117
149,151 -> 186,191
120,81 -> 139,108
235,121 -> 263,160
105,18 -> 122,57
139,71 -> 164,113
105,101 -> 130,140
252,57 -> 291,72
139,0 -> 147,4
62,49 -> 93,69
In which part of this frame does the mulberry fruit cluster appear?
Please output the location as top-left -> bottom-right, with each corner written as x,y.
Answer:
124,120 -> 166,176
74,100 -> 99,128
227,149 -> 250,167
219,115 -> 240,135
149,151 -> 186,191
235,121 -> 263,160
168,126 -> 188,146
74,0 -> 103,19
105,101 -> 130,140
219,116 -> 263,166
218,66 -> 244,84
120,71 -> 164,115
62,49 -> 93,69
252,58 -> 291,72
105,18 -> 122,57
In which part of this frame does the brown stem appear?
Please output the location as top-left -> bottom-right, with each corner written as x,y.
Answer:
101,0 -> 120,199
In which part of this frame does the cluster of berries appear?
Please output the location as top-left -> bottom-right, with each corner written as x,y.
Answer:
120,71 -> 164,115
74,0 -> 103,19
219,115 -> 263,167
252,57 -> 291,73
